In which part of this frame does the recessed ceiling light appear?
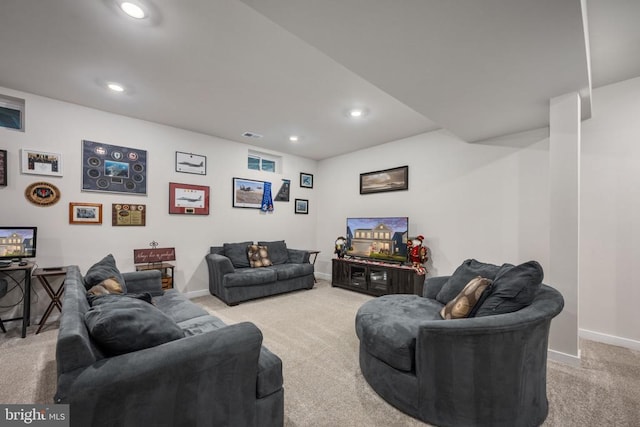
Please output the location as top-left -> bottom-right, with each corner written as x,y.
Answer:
107,83 -> 125,92
289,136 -> 299,142
120,2 -> 146,19
347,107 -> 368,118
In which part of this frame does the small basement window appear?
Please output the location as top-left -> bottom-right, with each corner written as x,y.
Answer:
248,150 -> 281,173
0,94 -> 25,132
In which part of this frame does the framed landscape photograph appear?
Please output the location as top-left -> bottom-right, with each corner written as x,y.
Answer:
69,202 -> 102,224
175,151 -> 206,175
295,198 -> 309,214
21,148 -> 63,177
360,165 -> 409,195
112,203 -> 146,226
300,172 -> 313,188
169,182 -> 210,215
232,177 -> 264,209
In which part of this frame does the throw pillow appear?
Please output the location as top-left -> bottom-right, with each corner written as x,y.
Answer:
86,277 -> 124,296
84,254 -> 127,293
248,245 -> 272,268
258,240 -> 288,265
440,276 -> 493,319
473,261 -> 544,317
85,297 -> 183,356
435,259 -> 501,304
223,241 -> 253,268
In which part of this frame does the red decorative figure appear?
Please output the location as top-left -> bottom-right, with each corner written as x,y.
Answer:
408,235 -> 429,274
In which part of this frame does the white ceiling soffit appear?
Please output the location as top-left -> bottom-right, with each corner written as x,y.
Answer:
240,0 -> 592,142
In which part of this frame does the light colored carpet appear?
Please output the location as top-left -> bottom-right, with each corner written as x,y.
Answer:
1,280 -> 639,426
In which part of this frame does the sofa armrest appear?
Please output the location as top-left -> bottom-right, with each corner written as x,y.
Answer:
287,249 -> 310,264
422,275 -> 450,299
206,253 -> 235,296
121,270 -> 163,296
56,322 -> 265,427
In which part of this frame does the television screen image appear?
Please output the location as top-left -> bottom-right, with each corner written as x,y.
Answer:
346,217 -> 408,263
0,227 -> 38,260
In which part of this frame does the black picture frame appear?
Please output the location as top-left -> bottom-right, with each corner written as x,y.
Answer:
175,151 -> 206,175
0,150 -> 6,186
300,172 -> 313,188
360,165 -> 409,194
233,177 -> 265,209
295,198 -> 309,214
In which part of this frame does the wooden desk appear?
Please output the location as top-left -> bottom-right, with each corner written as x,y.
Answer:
32,266 -> 68,334
0,262 -> 34,338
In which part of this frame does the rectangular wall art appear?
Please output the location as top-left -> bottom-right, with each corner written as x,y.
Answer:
21,149 -> 63,177
0,150 -> 6,186
69,202 -> 103,224
232,177 -> 264,209
112,203 -> 146,226
82,140 -> 147,195
360,165 -> 409,194
169,182 -> 210,215
175,151 -> 206,175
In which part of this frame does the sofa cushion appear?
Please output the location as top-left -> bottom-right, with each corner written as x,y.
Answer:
223,241 -> 253,268
474,261 -> 543,317
440,276 -> 492,319
224,268 -> 278,288
356,294 -> 444,372
248,244 -> 273,268
87,292 -> 153,307
84,254 -> 127,293
178,314 -> 228,336
269,263 -> 314,281
435,259 -> 501,304
85,297 -> 184,356
153,289 -> 209,323
257,346 -> 283,398
258,240 -> 288,265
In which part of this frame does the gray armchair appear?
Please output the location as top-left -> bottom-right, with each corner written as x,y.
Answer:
356,274 -> 564,427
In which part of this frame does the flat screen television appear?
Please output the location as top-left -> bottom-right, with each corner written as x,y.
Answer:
0,227 -> 38,260
346,217 -> 408,263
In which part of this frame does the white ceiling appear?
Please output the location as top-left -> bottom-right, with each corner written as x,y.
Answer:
0,0 -> 638,160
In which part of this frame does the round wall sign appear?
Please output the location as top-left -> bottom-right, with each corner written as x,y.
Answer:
25,181 -> 61,206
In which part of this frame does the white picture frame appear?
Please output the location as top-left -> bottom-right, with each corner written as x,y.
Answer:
21,149 -> 63,177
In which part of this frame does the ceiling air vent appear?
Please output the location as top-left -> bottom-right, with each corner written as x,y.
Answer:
242,131 -> 263,139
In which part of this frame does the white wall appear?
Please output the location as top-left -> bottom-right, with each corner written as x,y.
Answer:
580,76 -> 640,346
315,128 -> 551,279
0,87 -> 317,322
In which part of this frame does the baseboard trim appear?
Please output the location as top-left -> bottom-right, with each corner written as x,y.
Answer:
579,328 -> 640,352
548,348 -> 581,367
184,289 -> 210,299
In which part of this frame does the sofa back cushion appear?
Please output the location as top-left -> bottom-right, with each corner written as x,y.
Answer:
473,261 -> 543,317
435,259 -> 501,304
258,240 -> 288,265
85,297 -> 184,356
84,254 -> 127,293
223,241 -> 253,268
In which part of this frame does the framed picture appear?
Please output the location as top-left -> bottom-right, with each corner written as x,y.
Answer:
300,172 -> 313,188
360,165 -> 409,195
69,202 -> 102,224
295,198 -> 309,214
232,177 -> 264,209
0,150 -> 6,186
82,140 -> 147,195
21,149 -> 63,177
112,203 -> 146,226
169,182 -> 209,215
175,151 -> 206,175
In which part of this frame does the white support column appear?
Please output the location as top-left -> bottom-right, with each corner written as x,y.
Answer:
548,92 -> 580,362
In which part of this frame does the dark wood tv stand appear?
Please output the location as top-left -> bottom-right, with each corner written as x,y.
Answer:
331,258 -> 424,296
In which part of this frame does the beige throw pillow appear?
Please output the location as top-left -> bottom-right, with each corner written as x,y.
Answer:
248,245 -> 272,268
440,276 -> 492,319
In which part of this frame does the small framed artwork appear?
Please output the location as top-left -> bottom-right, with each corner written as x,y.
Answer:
295,198 -> 309,214
169,182 -> 210,215
69,202 -> 102,224
175,151 -> 206,175
300,172 -> 313,188
112,203 -> 146,226
232,177 -> 264,209
360,165 -> 409,195
21,149 -> 63,177
0,150 -> 6,186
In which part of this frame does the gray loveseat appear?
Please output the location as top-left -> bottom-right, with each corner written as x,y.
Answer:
206,240 -> 314,305
55,262 -> 284,427
356,259 -> 564,427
